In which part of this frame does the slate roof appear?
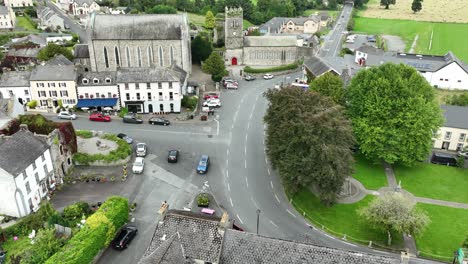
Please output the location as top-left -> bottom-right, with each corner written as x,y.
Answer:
139,233 -> 194,264
90,14 -> 187,40
47,54 -> 73,66
4,34 -> 47,48
441,105 -> 468,130
7,47 -> 41,58
244,36 -> 297,47
0,6 -> 9,16
356,45 -> 385,56
140,210 -> 223,264
0,128 -> 50,176
30,57 -> 76,81
74,44 -> 89,58
259,16 -> 320,33
116,66 -> 187,83
220,229 -> 399,264
0,71 -> 31,88
304,56 -> 340,77
73,0 -> 95,6
77,71 -> 116,86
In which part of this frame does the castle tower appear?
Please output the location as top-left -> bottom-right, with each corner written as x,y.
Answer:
224,7 -> 243,49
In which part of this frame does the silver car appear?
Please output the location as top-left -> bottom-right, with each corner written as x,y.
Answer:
57,111 -> 76,120
136,143 -> 147,157
132,157 -> 145,174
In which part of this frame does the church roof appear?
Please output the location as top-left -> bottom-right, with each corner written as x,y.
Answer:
74,44 -> 89,58
244,36 -> 297,47
90,14 -> 187,40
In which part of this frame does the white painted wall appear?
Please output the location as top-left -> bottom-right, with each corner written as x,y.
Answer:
424,62 -> 468,90
4,0 -> 33,7
433,126 -> 468,151
77,84 -> 118,99
0,168 -> 20,217
0,7 -> 15,29
30,80 -> 78,108
0,86 -> 32,103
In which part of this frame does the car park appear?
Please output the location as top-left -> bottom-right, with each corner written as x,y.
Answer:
111,225 -> 138,250
203,99 -> 221,108
123,114 -> 143,124
263,73 -> 274,80
168,150 -> 179,163
149,117 -> 170,126
136,143 -> 147,157
197,155 -> 210,174
245,75 -> 256,81
132,157 -> 145,174
57,111 -> 76,120
89,113 -> 111,122
117,133 -> 133,144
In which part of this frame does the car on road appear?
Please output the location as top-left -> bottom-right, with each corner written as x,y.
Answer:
57,111 -> 76,120
345,39 -> 354,44
168,150 -> 179,163
132,157 -> 145,174
89,113 -> 111,122
342,30 -> 349,34
111,225 -> 138,250
149,117 -> 170,126
367,35 -> 377,42
117,133 -> 133,144
203,92 -> 220,100
226,82 -> 238,89
245,75 -> 256,81
222,78 -> 238,87
197,155 -> 210,174
123,114 -> 143,124
263,73 -> 274,80
203,99 -> 221,108
64,23 -> 70,29
136,143 -> 147,157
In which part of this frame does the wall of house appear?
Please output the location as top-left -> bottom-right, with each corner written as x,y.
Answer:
424,62 -> 468,90
4,0 -> 33,7
72,2 -> 100,16
243,46 -> 297,66
303,20 -> 320,34
0,10 -> 15,29
433,126 -> 468,151
0,168 -> 21,217
30,80 -> 78,108
77,84 -> 118,99
0,86 -> 32,103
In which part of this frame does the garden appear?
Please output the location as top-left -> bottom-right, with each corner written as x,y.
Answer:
352,154 -> 387,190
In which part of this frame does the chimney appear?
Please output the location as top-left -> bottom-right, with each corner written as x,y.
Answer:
218,212 -> 229,235
19,124 -> 29,131
158,201 -> 169,219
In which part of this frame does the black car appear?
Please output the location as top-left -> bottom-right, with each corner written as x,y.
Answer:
430,152 -> 457,166
149,117 -> 170,126
111,225 -> 138,250
117,133 -> 133,144
168,150 -> 179,163
245,75 -> 256,81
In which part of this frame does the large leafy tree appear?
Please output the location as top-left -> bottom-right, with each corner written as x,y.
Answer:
37,43 -> 73,61
380,0 -> 396,9
310,72 -> 345,105
204,10 -> 216,29
264,87 -> 355,204
346,63 -> 443,166
411,0 -> 422,13
191,34 -> 212,64
202,52 -> 227,81
147,4 -> 177,14
359,193 -> 430,245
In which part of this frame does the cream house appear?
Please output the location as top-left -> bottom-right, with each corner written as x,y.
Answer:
259,16 -> 321,35
71,0 -> 100,16
0,5 -> 16,30
433,105 -> 468,151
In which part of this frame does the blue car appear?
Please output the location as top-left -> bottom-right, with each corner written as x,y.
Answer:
197,155 -> 210,174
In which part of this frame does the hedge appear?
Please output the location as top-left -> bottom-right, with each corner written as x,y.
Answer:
45,196 -> 128,264
73,134 -> 132,165
243,62 -> 299,73
2,202 -> 55,237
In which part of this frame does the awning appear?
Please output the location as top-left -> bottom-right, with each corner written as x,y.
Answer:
76,98 -> 118,108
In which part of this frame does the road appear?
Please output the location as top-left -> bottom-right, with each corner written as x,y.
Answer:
319,4 -> 354,58
45,0 -> 88,43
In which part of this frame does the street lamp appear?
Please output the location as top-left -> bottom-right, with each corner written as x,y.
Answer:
256,209 -> 261,234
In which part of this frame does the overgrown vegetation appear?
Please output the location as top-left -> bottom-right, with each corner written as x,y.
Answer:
37,43 -> 73,61
118,107 -> 129,118
244,61 -> 299,73
197,193 -> 210,207
447,92 -> 468,106
181,96 -> 198,111
76,130 -> 93,138
73,133 -> 132,165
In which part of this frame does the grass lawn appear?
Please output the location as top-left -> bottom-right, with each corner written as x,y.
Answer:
16,17 -> 38,32
352,154 -> 387,190
184,12 -> 253,30
1,236 -> 32,264
415,203 -> 468,262
303,9 -> 339,20
394,162 -> 468,204
291,189 -> 404,249
353,17 -> 468,63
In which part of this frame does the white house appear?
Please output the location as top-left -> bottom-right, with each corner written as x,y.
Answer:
433,105 -> 468,151
76,71 -> 120,110
116,66 -> 187,114
0,71 -> 32,104
4,0 -> 33,8
0,5 -> 16,30
38,7 -> 65,31
71,0 -> 100,16
0,126 -> 56,217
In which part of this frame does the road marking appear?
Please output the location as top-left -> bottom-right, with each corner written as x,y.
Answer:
341,241 -> 357,247
230,197 -> 234,207
270,220 -> 278,228
244,159 -> 247,168
245,134 -> 248,142
236,214 -> 244,224
214,118 -> 219,136
231,124 -> 234,130
251,197 -> 259,208
322,233 -> 336,240
247,122 -> 250,129
244,146 -> 247,155
275,194 -> 280,203
226,170 -> 229,178
227,149 -> 229,156
270,181 -> 274,189
228,183 -> 231,191
267,168 -> 271,175
286,209 -> 296,218
226,159 -> 229,167
265,157 -> 268,164
245,177 -> 249,188
130,129 -> 207,136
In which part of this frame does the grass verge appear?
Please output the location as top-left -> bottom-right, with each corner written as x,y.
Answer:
394,162 -> 468,204
16,16 -> 39,32
352,154 -> 387,190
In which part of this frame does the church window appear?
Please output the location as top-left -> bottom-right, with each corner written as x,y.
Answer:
103,47 -> 109,68
148,46 -> 153,65
159,47 -> 163,67
170,46 -> 174,65
137,47 -> 142,67
126,46 -> 131,67
115,47 -> 120,66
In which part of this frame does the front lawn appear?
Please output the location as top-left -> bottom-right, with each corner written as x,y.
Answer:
16,17 -> 38,32
352,154 -> 387,190
415,203 -> 468,262
394,162 -> 468,204
290,189 -> 404,249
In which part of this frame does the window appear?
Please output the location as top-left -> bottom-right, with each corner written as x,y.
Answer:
146,83 -> 151,89
95,92 -> 99,98
169,82 -> 173,89
60,90 -> 68,97
49,91 -> 57,97
43,163 -> 48,173
137,47 -> 142,67
32,162 -> 36,170
108,92 -> 112,98
158,82 -> 162,89
169,92 -> 173,100
24,89 -> 29,95
135,83 -> 139,89
104,47 -> 109,68
38,91 -> 46,97
170,46 -> 174,65
93,78 -> 99,84
126,46 -> 131,67
8,90 -> 13,96
41,154 -> 45,161
125,93 -> 130,100
147,92 -> 152,100
125,83 -> 129,90
82,78 -> 89,84
85,93 -> 89,98
50,83 -> 56,87
439,78 -> 443,81
444,131 -> 452,140
460,133 -> 466,142
148,46 -> 153,64
115,46 -> 120,66
159,46 -> 163,66
136,93 -> 140,100
158,92 -> 163,100
23,170 -> 27,180
458,80 -> 462,83
25,181 -> 31,194
40,100 -> 48,106
35,172 -> 39,184
105,78 -> 111,84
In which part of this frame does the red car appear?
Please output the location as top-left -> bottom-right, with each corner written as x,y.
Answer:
89,113 -> 111,122
203,93 -> 219,100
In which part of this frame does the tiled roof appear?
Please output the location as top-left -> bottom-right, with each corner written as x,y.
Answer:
47,54 -> 73,66
30,60 -> 76,81
441,105 -> 468,130
0,71 -> 31,87
116,66 -> 187,83
7,47 -> 41,58
139,233 -> 194,264
304,56 -> 339,77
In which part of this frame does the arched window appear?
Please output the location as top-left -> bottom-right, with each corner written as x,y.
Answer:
103,47 -> 109,68
170,46 -> 174,65
159,46 -> 163,67
115,46 -> 120,66
126,46 -> 131,67
147,46 -> 153,65
137,47 -> 142,67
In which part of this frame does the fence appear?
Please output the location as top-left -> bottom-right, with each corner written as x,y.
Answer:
54,224 -> 72,237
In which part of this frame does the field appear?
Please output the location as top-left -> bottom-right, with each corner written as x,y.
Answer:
354,17 -> 468,62
184,12 -> 252,29
303,9 -> 339,20
360,0 -> 468,23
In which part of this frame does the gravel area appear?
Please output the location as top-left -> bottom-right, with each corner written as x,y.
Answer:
77,137 -> 118,155
382,35 -> 406,52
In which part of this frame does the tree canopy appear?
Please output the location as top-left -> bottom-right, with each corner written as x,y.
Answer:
204,11 -> 216,29
191,33 -> 213,63
309,72 -> 345,105
380,0 -> 396,9
346,63 -> 443,166
359,193 -> 430,245
411,0 -> 422,13
37,43 -> 73,61
147,4 -> 177,14
264,87 -> 355,204
202,52 -> 227,81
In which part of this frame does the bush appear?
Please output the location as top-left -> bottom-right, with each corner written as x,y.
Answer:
47,212 -> 69,227
27,100 -> 37,109
3,201 -> 55,237
244,62 -> 299,73
181,96 -> 198,111
76,130 -> 93,138
197,193 -> 210,207
448,93 -> 468,106
340,47 -> 354,57
63,201 -> 90,222
118,107 -> 128,118
19,228 -> 68,264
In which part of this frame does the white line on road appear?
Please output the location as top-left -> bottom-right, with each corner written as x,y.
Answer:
247,122 -> 250,129
244,146 -> 247,155
341,241 -> 358,247
228,183 -> 231,191
245,134 -> 248,142
214,118 -> 219,136
226,159 -> 229,167
322,232 -> 336,240
245,177 -> 249,188
275,194 -> 281,203
231,124 -> 234,130
227,149 -> 229,156
267,168 -> 271,175
270,220 -> 278,228
244,159 -> 247,168
236,214 -> 244,224
270,181 -> 274,189
265,157 -> 268,164
131,129 -> 208,136
226,170 -> 229,178
230,198 -> 234,207
286,209 -> 296,218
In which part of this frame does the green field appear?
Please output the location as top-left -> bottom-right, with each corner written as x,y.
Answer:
303,9 -> 339,20
16,16 -> 38,32
184,12 -> 253,29
415,203 -> 468,261
354,17 -> 468,62
394,162 -> 468,203
352,154 -> 387,190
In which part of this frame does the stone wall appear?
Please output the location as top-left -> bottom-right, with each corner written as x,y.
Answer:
243,46 -> 297,66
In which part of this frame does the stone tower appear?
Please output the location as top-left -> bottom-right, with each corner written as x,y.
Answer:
224,7 -> 243,49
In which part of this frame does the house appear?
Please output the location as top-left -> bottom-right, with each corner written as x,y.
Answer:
0,125 -> 56,217
259,16 -> 321,35
0,5 -> 16,30
29,55 -> 78,109
318,12 -> 332,27
70,0 -> 100,16
5,44 -> 42,70
303,56 -> 340,79
0,70 -> 32,104
4,0 -> 33,7
116,66 -> 187,113
38,7 -> 65,31
2,34 -> 47,52
138,207 -> 400,264
76,71 -> 119,110
433,105 -> 468,151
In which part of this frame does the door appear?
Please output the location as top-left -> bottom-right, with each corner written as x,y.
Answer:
231,57 -> 237,66
148,104 -> 153,113
442,141 -> 450,150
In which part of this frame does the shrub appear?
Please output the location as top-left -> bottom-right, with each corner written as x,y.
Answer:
75,130 -> 93,138
27,100 -> 37,109
448,92 -> 468,106
63,201 -> 90,222
19,228 -> 68,264
47,212 -> 69,227
197,193 -> 210,207
244,62 -> 299,74
118,107 -> 128,118
181,96 -> 198,111
3,201 -> 55,237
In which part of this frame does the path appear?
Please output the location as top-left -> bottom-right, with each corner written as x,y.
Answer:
409,34 -> 419,53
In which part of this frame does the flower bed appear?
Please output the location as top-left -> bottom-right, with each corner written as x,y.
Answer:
73,133 -> 132,166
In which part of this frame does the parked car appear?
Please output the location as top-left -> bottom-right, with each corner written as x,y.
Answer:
457,150 -> 468,159
111,225 -> 138,250
123,114 -> 143,124
263,73 -> 274,80
136,143 -> 147,157
57,111 -> 76,120
345,39 -> 354,44
149,117 -> 170,126
132,157 -> 145,174
367,35 -> 377,42
168,150 -> 179,163
430,152 -> 457,166
117,133 -> 133,144
222,78 -> 238,87
203,92 -> 220,100
226,82 -> 238,89
197,155 -> 210,174
245,75 -> 256,81
203,99 -> 221,108
89,113 -> 111,122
